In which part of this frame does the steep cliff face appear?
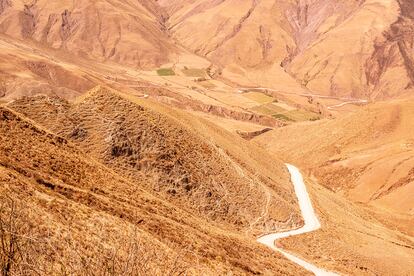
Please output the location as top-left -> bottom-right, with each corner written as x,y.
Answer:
0,0 -> 11,15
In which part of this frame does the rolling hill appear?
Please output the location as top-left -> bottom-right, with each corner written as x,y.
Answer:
8,86 -> 302,235
1,88 -> 310,275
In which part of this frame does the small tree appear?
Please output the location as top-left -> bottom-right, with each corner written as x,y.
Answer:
0,197 -> 23,275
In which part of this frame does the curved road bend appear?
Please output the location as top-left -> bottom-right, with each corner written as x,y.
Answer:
257,164 -> 339,276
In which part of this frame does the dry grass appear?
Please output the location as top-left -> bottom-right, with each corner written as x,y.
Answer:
0,195 -> 191,276
9,88 -> 300,235
2,95 -> 307,275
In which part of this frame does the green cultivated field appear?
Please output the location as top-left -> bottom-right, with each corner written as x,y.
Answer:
156,68 -> 175,76
252,102 -> 320,122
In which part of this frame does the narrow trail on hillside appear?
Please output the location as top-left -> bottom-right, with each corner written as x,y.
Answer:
257,164 -> 339,276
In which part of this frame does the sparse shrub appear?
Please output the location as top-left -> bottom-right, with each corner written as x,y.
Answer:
0,196 -> 44,276
0,196 -> 190,275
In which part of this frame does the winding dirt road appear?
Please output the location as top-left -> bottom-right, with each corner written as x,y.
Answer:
257,164 -> 339,276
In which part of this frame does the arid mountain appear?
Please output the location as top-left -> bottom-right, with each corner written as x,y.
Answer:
0,1 -> 413,275
163,0 -> 414,99
0,0 -> 178,68
0,0 -> 413,100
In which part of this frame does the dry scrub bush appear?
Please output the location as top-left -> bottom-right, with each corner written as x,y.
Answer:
0,196 -> 45,275
0,195 -> 191,275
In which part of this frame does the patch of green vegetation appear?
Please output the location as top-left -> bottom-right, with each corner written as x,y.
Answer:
156,68 -> 175,76
252,102 -> 321,122
182,68 -> 206,78
273,114 -> 295,122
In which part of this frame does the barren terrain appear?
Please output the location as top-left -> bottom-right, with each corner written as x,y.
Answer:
0,0 -> 413,275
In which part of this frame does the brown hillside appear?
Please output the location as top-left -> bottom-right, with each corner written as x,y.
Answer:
8,86 -> 302,236
0,1 -> 413,275
0,105 -> 308,275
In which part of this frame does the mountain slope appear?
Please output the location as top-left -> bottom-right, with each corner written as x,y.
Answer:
0,102 -> 308,275
288,0 -> 414,99
8,86 -> 302,236
164,0 -> 414,99
254,99 -> 414,215
0,0 -> 178,68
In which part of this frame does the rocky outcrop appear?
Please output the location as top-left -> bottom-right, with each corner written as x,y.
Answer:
0,0 -> 11,15
60,9 -> 77,43
365,0 -> 414,94
236,128 -> 273,140
20,3 -> 37,38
